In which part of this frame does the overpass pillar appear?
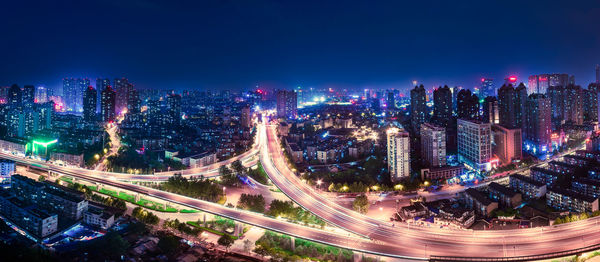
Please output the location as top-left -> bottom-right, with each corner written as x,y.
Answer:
135,193 -> 140,202
290,236 -> 295,251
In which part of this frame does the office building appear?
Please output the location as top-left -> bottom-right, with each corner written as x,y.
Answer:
276,90 -> 297,119
62,78 -> 90,112
491,125 -> 522,164
83,86 -> 97,122
457,119 -> 492,171
387,128 -> 410,181
481,96 -> 499,124
113,77 -> 132,115
386,90 -> 395,109
548,84 -> 583,125
432,85 -> 452,125
96,78 -> 111,113
35,86 -> 48,103
84,205 -> 115,230
509,174 -> 547,199
410,85 -> 427,134
420,123 -> 446,167
480,78 -> 494,97
101,85 -> 116,122
7,84 -> 22,106
456,89 -> 479,120
523,94 -> 552,154
497,83 -> 527,128
167,93 -> 182,125
528,74 -> 574,94
241,105 -> 252,128
22,85 -> 35,110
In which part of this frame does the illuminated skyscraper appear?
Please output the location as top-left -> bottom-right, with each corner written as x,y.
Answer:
35,86 -> 48,103
456,89 -> 479,120
113,78 -> 132,115
410,85 -> 427,134
421,123 -> 446,167
528,74 -> 574,94
276,90 -> 297,119
387,128 -> 410,181
481,78 -> 494,97
524,94 -> 552,153
432,85 -> 452,125
101,86 -> 116,122
22,85 -> 35,110
167,93 -> 182,125
482,96 -> 499,124
457,119 -> 492,171
497,83 -> 526,128
83,86 -> 97,122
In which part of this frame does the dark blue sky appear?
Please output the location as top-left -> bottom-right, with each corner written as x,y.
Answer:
1,0 -> 599,91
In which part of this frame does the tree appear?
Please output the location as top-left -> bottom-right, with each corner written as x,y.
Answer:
237,194 -> 266,213
158,234 -> 181,256
218,234 -> 235,251
231,160 -> 245,175
220,166 -> 239,186
38,175 -> 45,182
352,195 -> 370,214
243,239 -> 253,254
102,231 -> 130,259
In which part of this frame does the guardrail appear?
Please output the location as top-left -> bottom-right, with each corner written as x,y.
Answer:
430,242 -> 600,261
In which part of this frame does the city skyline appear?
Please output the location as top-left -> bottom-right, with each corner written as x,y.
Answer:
1,0 -> 599,90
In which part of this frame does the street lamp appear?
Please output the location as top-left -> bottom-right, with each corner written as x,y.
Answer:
94,154 -> 100,160
394,184 -> 403,191
424,181 -> 430,187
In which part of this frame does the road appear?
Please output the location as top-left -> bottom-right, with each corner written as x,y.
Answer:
258,118 -> 600,259
2,120 -> 600,259
95,124 -> 121,171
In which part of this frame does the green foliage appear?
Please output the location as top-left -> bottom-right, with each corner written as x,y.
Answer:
217,234 -> 235,250
352,195 -> 369,214
158,234 -> 181,256
219,165 -> 241,187
267,200 -> 326,228
237,193 -> 266,213
159,174 -> 224,202
132,207 -> 160,225
164,218 -> 202,236
247,162 -> 269,185
37,175 -> 45,182
254,231 -> 353,261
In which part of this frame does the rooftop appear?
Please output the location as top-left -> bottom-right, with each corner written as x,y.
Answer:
465,188 -> 493,206
488,182 -> 518,197
509,174 -> 545,187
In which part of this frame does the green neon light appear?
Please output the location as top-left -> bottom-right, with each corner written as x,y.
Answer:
32,139 -> 58,147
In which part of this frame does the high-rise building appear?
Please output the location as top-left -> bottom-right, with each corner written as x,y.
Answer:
586,83 -> 600,122
497,83 -> 527,128
524,94 -> 552,154
167,94 -> 182,125
113,78 -> 132,115
386,90 -> 395,109
276,90 -> 297,119
96,78 -> 111,113
548,84 -> 583,125
528,74 -> 574,94
387,128 -> 410,181
8,84 -> 22,107
421,123 -> 446,167
22,85 -> 35,110
83,86 -> 97,122
62,78 -> 90,112
35,86 -> 48,103
127,88 -> 141,115
410,85 -> 427,134
432,85 -> 452,125
241,105 -> 252,128
481,78 -> 494,97
491,125 -> 522,164
456,89 -> 479,120
101,86 -> 116,122
481,96 -> 499,124
457,119 -> 492,171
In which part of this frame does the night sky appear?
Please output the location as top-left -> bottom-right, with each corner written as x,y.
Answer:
2,0 -> 599,91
